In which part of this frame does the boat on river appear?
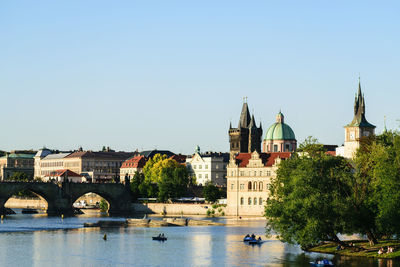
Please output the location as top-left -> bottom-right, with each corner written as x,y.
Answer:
152,236 -> 167,241
310,259 -> 334,266
243,235 -> 262,244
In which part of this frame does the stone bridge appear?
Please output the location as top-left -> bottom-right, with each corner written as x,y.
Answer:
0,181 -> 132,216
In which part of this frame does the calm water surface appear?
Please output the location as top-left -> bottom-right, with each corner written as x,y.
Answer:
0,211 -> 397,267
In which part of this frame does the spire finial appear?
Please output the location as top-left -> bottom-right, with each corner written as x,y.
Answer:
384,115 -> 387,133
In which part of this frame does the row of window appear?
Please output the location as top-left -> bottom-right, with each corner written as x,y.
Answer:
232,181 -> 268,191
191,164 -> 226,170
230,170 -> 272,177
240,197 -> 264,206
41,161 -> 63,168
193,173 -> 226,179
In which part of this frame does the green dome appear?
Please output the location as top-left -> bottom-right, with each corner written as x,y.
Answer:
264,112 -> 296,140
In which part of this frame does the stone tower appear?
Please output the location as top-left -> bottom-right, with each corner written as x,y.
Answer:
343,81 -> 376,158
229,101 -> 262,154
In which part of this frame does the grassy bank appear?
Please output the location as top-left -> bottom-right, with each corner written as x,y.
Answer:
308,240 -> 400,259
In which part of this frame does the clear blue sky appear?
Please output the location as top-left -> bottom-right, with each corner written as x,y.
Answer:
1,1 -> 399,154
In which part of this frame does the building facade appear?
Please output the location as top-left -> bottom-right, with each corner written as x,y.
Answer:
44,169 -> 85,183
119,155 -> 147,183
0,152 -> 35,180
229,101 -> 263,154
336,81 -> 376,158
262,112 -> 297,153
226,151 -> 291,216
186,147 -> 229,186
35,152 -> 71,178
63,151 -> 134,183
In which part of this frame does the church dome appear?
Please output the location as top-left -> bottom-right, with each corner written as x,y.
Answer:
264,112 -> 295,140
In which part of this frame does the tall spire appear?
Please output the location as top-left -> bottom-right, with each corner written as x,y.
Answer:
249,114 -> 257,129
238,101 -> 251,128
347,80 -> 375,128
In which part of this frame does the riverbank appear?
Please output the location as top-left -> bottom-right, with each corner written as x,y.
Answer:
308,240 -> 400,259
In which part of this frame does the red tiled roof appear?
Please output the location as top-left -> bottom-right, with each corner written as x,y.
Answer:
235,152 -> 292,167
121,155 -> 147,168
48,169 -> 83,177
326,151 -> 336,156
170,154 -> 187,164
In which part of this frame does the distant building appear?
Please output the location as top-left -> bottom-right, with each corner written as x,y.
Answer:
229,101 -> 263,154
119,155 -> 147,183
186,146 -> 229,186
34,148 -> 52,177
262,112 -> 297,153
35,152 -> 71,178
63,151 -> 134,183
336,81 -> 376,158
44,169 -> 85,183
0,151 -> 35,180
226,151 -> 291,216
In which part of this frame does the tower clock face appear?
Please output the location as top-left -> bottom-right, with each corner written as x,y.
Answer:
350,131 -> 355,140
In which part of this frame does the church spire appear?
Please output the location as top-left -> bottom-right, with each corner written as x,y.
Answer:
347,80 -> 375,128
238,100 -> 251,128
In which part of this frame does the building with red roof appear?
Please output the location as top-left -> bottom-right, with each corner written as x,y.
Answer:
226,151 -> 291,216
44,169 -> 85,183
119,155 -> 147,183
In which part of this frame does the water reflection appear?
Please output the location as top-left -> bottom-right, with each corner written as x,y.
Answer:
0,214 -> 398,266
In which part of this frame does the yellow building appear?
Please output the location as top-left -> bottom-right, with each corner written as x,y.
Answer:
226,151 -> 291,216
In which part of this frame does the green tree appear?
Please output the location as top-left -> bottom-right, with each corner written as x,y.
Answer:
265,138 -> 353,248
158,163 -> 189,202
203,183 -> 221,203
130,172 -> 145,201
10,172 -> 29,181
99,199 -> 109,212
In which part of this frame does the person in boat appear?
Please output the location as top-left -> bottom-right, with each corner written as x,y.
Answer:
245,234 -> 250,238
322,259 -> 329,265
161,233 -> 164,238
158,234 -> 161,238
258,237 -> 261,241
251,234 -> 255,239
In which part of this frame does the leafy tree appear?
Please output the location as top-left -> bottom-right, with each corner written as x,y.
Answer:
9,172 -> 29,181
349,130 -> 400,243
130,172 -> 145,201
203,183 -> 221,203
158,163 -> 189,202
99,199 -> 109,212
265,138 -> 353,248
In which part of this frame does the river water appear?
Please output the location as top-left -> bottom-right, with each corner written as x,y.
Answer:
0,210 -> 397,267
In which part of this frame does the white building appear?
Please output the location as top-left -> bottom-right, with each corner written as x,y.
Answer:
185,147 -> 229,186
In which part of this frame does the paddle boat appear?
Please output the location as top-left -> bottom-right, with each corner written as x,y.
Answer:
152,234 -> 167,241
310,259 -> 334,266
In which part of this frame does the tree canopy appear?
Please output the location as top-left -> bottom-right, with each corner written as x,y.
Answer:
265,132 -> 400,248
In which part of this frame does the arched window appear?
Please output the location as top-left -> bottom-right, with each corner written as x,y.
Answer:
248,181 -> 252,190
253,182 -> 257,191
248,197 -> 252,205
240,197 -> 244,205
259,182 -> 263,191
259,198 -> 263,205
254,197 -> 257,205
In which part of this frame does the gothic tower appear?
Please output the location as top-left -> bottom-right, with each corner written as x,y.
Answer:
343,81 -> 376,158
229,101 -> 262,154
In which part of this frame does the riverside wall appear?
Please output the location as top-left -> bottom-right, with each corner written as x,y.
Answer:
132,203 -> 226,215
5,197 -> 47,209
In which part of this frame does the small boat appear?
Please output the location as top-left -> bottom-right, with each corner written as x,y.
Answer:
152,236 -> 167,241
248,239 -> 262,245
243,236 -> 253,242
21,208 -> 39,214
310,259 -> 334,266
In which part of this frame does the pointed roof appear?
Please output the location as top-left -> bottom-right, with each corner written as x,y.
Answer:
347,81 -> 375,128
238,102 -> 251,128
249,115 -> 257,129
